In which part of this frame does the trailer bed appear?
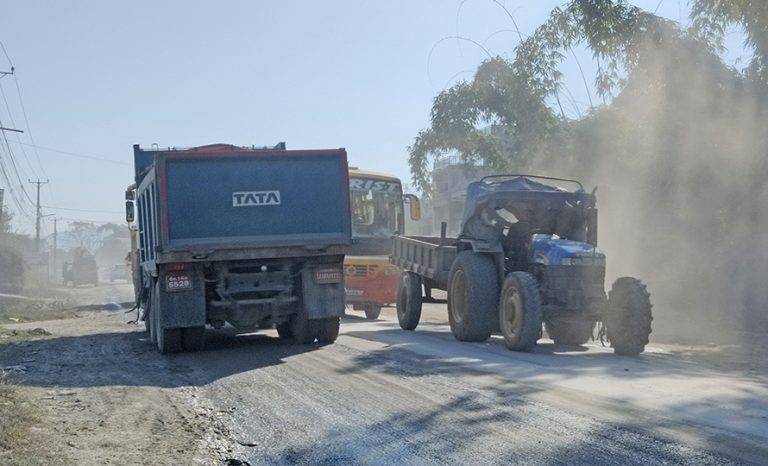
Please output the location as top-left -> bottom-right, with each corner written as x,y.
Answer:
390,235 -> 457,290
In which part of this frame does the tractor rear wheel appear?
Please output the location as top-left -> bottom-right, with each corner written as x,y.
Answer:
606,277 -> 653,356
447,252 -> 498,342
499,272 -> 542,351
545,319 -> 594,346
397,272 -> 422,330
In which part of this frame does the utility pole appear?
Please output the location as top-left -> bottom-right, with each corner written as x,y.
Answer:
52,217 -> 58,281
29,179 -> 49,252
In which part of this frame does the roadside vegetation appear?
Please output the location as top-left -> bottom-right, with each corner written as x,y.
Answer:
410,0 -> 768,343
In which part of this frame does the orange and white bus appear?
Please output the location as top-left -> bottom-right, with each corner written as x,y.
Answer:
346,168 -> 419,319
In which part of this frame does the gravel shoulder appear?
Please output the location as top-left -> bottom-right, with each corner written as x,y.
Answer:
0,283 -> 234,466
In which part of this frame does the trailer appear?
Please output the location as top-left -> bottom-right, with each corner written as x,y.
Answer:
127,143 -> 352,353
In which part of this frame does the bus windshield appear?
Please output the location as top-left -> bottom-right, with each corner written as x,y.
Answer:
349,176 -> 403,238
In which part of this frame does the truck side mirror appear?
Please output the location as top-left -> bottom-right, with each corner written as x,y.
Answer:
126,201 -> 135,223
404,194 -> 421,221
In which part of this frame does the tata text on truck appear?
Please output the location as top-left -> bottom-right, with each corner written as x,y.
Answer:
126,143 -> 351,353
345,168 -> 420,319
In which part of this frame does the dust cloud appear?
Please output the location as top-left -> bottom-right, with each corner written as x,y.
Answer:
529,30 -> 768,344
419,27 -> 768,346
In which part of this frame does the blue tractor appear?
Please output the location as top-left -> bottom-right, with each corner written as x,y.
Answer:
392,174 -> 653,355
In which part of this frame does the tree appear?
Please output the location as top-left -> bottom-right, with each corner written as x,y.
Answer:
69,221 -> 99,251
691,0 -> 768,85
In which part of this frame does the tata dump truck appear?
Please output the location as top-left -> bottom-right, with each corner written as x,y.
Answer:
126,143 -> 352,353
392,175 -> 652,355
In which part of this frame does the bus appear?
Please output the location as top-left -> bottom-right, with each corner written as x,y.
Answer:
346,168 -> 420,319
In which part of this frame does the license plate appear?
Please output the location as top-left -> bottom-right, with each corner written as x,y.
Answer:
345,288 -> 364,296
166,273 -> 192,291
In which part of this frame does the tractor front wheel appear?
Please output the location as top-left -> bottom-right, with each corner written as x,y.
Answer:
499,272 -> 542,351
606,277 -> 653,356
545,319 -> 595,346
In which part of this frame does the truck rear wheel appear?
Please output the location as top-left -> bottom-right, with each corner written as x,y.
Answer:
545,319 -> 594,346
397,272 -> 422,330
316,317 -> 340,344
182,326 -> 205,352
363,305 -> 382,320
499,272 -> 542,351
447,252 -> 498,342
276,322 -> 293,339
291,310 -> 317,344
153,282 -> 182,354
606,277 -> 653,356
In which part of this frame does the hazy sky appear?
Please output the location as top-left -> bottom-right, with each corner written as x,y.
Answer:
0,1 -> 739,237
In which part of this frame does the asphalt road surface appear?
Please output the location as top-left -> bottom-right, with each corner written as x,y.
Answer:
6,283 -> 767,465
176,303 -> 768,465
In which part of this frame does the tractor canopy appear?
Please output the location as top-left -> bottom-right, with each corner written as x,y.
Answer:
459,175 -> 597,247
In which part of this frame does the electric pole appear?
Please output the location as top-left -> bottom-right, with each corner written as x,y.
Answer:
29,179 -> 49,252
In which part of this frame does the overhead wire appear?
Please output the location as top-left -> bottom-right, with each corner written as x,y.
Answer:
0,82 -> 37,178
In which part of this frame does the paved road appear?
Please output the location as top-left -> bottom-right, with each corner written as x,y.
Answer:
167,304 -> 768,465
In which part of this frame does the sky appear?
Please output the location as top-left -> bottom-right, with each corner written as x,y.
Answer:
0,1 -> 746,238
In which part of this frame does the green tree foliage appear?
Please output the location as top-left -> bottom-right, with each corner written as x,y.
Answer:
690,0 -> 768,84
409,57 -> 559,194
409,1 -> 680,194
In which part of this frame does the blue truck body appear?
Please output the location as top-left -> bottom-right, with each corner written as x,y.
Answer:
130,143 -> 352,353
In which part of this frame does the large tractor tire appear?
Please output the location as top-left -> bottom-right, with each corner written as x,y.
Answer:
606,277 -> 653,356
290,309 -> 317,344
396,272 -> 423,330
447,252 -> 499,342
316,317 -> 340,344
154,282 -> 182,354
499,272 -> 542,351
545,319 -> 595,346
363,305 -> 382,320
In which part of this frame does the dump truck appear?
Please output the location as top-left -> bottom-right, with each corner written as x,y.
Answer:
391,175 -> 652,355
126,143 -> 352,353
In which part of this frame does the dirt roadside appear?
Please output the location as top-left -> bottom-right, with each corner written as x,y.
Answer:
0,284 -> 237,466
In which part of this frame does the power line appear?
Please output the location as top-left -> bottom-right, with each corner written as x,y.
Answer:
8,140 -> 131,166
42,205 -> 123,214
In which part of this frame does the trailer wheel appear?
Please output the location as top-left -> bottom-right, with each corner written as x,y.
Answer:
363,305 -> 382,320
499,272 -> 542,351
276,322 -> 293,339
606,277 -> 652,356
316,317 -> 340,344
397,272 -> 422,330
545,319 -> 594,346
447,252 -> 498,342
290,310 -> 317,344
182,326 -> 205,352
153,282 -> 182,354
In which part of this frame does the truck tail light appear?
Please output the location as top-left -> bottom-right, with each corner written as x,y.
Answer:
169,263 -> 188,271
314,267 -> 342,284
